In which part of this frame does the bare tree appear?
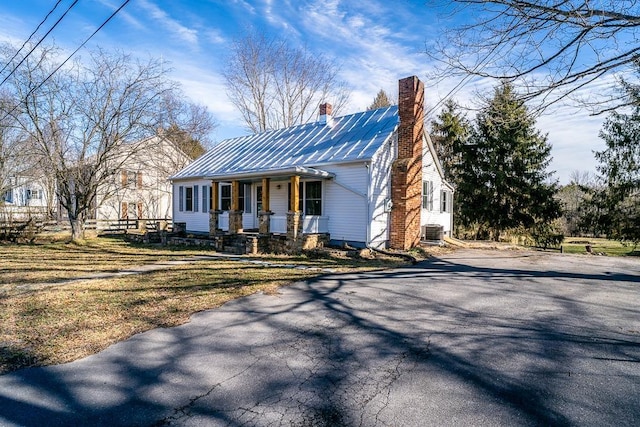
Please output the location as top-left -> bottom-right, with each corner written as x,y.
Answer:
223,32 -> 350,133
428,0 -> 640,110
0,93 -> 23,201
2,43 -> 180,240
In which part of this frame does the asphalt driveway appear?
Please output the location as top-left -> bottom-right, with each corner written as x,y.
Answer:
1,249 -> 639,426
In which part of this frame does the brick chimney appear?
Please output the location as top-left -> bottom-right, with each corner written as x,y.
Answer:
389,76 -> 424,250
319,103 -> 334,127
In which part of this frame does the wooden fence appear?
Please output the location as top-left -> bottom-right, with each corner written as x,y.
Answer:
0,218 -> 173,240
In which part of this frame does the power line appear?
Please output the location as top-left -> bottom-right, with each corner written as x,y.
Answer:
0,0 -> 65,77
0,0 -> 80,88
1,0 -> 132,122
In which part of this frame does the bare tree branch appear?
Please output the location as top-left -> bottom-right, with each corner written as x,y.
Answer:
428,0 -> 640,110
223,32 -> 350,133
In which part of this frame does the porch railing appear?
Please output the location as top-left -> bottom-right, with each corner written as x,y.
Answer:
219,213 -> 229,231
303,216 -> 329,233
271,215 -> 287,233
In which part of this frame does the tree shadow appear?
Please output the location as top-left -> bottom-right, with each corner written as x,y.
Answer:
0,252 -> 639,426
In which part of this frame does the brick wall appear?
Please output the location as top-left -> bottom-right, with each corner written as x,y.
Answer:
389,76 -> 424,250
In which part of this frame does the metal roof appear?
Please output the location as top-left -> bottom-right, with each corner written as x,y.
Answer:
171,106 -> 399,180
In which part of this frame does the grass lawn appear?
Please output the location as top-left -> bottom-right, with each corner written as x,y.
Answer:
562,237 -> 640,257
0,236 -> 411,374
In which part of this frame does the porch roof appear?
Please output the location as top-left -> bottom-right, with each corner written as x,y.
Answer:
171,106 -> 399,181
204,166 -> 335,181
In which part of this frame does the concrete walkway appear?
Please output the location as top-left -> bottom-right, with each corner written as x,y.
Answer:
1,249 -> 639,426
11,254 -> 338,294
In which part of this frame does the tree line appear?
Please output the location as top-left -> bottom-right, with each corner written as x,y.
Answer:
0,34 -> 348,241
0,43 -> 216,240
429,77 -> 640,247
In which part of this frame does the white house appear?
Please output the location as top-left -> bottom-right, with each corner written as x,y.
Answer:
170,76 -> 453,251
1,175 -> 51,221
94,134 -> 192,221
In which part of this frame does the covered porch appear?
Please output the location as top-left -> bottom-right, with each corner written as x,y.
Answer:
207,167 -> 333,254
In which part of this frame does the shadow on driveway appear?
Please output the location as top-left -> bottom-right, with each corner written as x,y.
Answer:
1,250 -> 639,426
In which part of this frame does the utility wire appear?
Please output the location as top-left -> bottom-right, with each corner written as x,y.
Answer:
1,0 -> 132,122
0,0 -> 80,88
0,0 -> 65,77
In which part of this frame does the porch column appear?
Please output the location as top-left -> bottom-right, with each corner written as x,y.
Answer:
259,177 -> 272,234
209,181 -> 221,237
289,175 -> 300,212
228,180 -> 243,234
287,175 -> 303,252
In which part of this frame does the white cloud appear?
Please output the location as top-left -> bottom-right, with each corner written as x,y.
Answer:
137,0 -> 198,47
96,0 -> 144,29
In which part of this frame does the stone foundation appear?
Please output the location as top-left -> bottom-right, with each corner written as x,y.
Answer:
167,232 -> 330,255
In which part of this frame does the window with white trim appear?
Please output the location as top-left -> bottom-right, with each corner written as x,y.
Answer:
288,180 -> 322,215
26,189 -> 42,200
185,186 -> 194,211
201,185 -> 209,213
422,181 -> 434,210
220,183 -> 231,211
441,190 -> 452,213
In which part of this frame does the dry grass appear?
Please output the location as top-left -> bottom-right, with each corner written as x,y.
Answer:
0,236 -> 410,374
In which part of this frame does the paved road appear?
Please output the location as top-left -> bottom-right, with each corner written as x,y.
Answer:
1,249 -> 639,426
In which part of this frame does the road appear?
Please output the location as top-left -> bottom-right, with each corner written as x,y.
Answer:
1,249 -> 639,426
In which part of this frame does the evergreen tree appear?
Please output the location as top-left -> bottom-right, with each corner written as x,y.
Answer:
367,89 -> 392,110
430,99 -> 470,183
457,82 -> 561,241
165,124 -> 206,160
595,76 -> 640,244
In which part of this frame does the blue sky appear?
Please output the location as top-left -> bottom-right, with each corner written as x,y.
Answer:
0,0 -> 608,183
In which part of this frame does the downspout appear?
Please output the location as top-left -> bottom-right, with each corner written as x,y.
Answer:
170,179 -> 175,227
365,162 -> 371,247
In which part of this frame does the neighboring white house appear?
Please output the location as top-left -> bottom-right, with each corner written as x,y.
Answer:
170,76 -> 453,250
94,135 -> 192,221
1,175 -> 52,221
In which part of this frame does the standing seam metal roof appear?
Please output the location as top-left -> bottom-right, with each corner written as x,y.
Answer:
171,105 -> 399,180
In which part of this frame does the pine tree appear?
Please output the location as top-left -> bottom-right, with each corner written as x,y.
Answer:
430,99 -> 470,183
595,76 -> 640,244
367,89 -> 392,110
458,82 -> 561,241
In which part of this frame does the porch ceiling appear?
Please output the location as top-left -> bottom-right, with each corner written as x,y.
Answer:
204,166 -> 335,182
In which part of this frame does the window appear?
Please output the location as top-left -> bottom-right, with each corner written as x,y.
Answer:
422,181 -> 434,210
121,170 -> 142,189
2,189 -> 13,203
441,190 -> 452,213
179,186 -> 184,211
305,181 -> 322,215
256,185 -> 263,214
220,183 -> 231,211
202,185 -> 209,213
243,184 -> 251,213
26,189 -> 42,200
288,180 -> 322,215
238,183 -> 245,211
185,187 -> 193,211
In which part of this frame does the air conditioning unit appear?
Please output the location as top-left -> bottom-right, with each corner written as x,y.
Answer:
421,224 -> 443,241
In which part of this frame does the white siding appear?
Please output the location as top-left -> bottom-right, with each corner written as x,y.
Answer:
420,138 -> 453,236
323,163 -> 369,245
269,180 -> 289,215
96,136 -> 190,221
173,179 -> 210,233
368,134 -> 395,248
